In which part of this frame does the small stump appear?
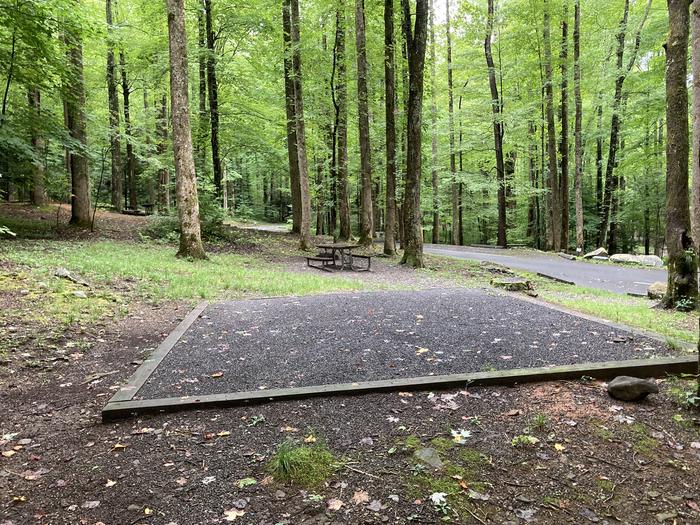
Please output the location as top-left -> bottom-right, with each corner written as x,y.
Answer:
491,277 -> 534,292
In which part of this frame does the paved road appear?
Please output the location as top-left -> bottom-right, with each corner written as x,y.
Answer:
424,244 -> 666,295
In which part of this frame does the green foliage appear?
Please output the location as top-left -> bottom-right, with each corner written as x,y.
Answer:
266,439 -> 337,488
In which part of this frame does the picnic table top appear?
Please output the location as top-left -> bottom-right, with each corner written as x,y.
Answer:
317,242 -> 361,250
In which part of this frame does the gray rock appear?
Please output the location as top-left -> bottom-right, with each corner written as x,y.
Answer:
72,291 -> 88,299
413,447 -> 443,469
648,282 -> 667,300
583,247 -> 608,259
558,252 -> 576,260
491,277 -> 533,292
655,511 -> 678,523
607,376 -> 659,402
54,268 -> 90,287
610,253 -> 664,267
592,255 -> 609,261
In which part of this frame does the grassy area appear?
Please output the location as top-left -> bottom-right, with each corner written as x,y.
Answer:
1,240 -> 372,302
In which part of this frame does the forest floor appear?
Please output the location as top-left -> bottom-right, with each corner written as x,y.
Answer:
1,203 -> 699,525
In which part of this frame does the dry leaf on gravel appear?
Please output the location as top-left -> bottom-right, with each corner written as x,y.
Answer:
352,490 -> 369,505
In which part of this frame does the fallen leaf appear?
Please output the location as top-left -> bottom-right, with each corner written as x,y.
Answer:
211,372 -> 224,378
687,500 -> 700,513
237,477 -> 256,488
260,475 -> 274,486
352,490 -> 370,505
280,426 -> 298,433
202,476 -> 216,485
111,443 -> 127,451
327,498 -> 344,511
304,434 -> 317,443
506,409 -> 522,417
217,431 -> 231,438
175,477 -> 187,486
554,443 -> 566,452
367,500 -> 383,512
224,509 -> 245,521
691,442 -> 700,449
2,451 -> 16,458
416,347 -> 430,355
144,508 -> 153,516
105,480 -> 117,488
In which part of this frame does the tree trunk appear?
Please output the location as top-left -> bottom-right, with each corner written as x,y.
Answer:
543,0 -> 560,251
204,0 -> 222,199
400,0 -> 428,268
599,0 -> 651,250
692,2 -> 700,253
197,6 -> 208,176
120,51 -> 137,210
527,121 -> 540,245
384,0 -> 397,254
355,0 -> 373,246
446,0 -> 458,245
573,0 -> 584,254
156,93 -> 170,212
334,3 -> 351,241
664,0 -> 698,309
289,0 -> 312,250
595,102 -> 603,243
165,0 -> 206,259
282,0 -> 301,233
64,27 -> 91,227
428,0 -> 439,245
106,0 -> 123,212
559,0 -> 570,250
28,88 -> 46,206
485,0 -> 507,248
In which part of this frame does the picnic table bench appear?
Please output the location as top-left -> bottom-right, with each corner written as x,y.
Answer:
305,242 -> 372,272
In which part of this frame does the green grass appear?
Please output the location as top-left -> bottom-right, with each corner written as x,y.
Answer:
1,240 -> 370,301
266,439 -> 337,488
0,215 -> 56,239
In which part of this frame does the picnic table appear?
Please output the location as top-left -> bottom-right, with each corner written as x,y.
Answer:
306,242 -> 372,272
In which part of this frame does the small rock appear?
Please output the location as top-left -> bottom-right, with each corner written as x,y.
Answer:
655,511 -> 678,523
583,247 -> 608,259
648,282 -> 667,300
491,277 -> 533,292
73,291 -> 88,299
607,376 -> 659,402
81,501 -> 100,510
127,504 -> 141,511
413,447 -> 443,469
592,255 -> 609,261
610,253 -> 664,267
274,490 -> 286,500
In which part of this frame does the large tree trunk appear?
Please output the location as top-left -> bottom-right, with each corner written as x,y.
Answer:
355,0 -> 373,246
573,0 -> 584,254
289,0 -> 312,250
429,0 -> 439,245
197,6 -> 208,176
282,1 -> 301,233
543,0 -> 560,251
692,2 -> 700,253
559,0 -> 570,250
64,27 -> 91,227
106,0 -> 122,212
334,3 -> 351,241
384,0 -> 397,254
28,88 -> 47,206
595,102 -> 603,242
599,0 -> 651,250
485,0 -> 507,248
165,0 -> 206,259
665,0 -> 698,309
204,0 -> 222,199
400,0 -> 428,268
446,0 -> 458,245
156,93 -> 170,212
120,51 -> 137,210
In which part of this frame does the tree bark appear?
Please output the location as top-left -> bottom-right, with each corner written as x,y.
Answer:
429,0 -> 439,245
400,0 -> 428,268
446,0 -> 458,245
156,93 -> 170,212
197,6 -> 208,176
691,2 -> 700,253
333,3 -> 351,241
485,0 -> 507,248
355,0 -> 373,246
573,0 -> 584,254
120,51 -> 137,210
204,0 -> 222,199
64,26 -> 91,227
106,0 -> 123,212
282,0 -> 301,233
559,0 -> 570,250
165,0 -> 206,259
384,0 -> 397,254
28,88 -> 46,206
289,0 -> 312,250
664,0 -> 698,309
543,0 -> 560,251
595,101 -> 603,241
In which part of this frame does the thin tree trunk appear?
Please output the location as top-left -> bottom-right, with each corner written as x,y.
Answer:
573,0 -> 584,253
664,0 -> 698,309
543,0 -> 560,251
595,101 -> 603,242
64,26 -> 91,226
485,0 -> 507,248
106,0 -> 123,212
197,6 -> 208,175
599,0 -> 652,250
384,0 -> 397,254
355,0 -> 373,246
290,0 -> 312,250
334,3 -> 351,241
428,0 -> 439,245
165,0 -> 206,259
156,93 -> 170,212
691,2 -> 700,252
204,0 -> 222,199
400,0 -> 428,268
527,121 -> 539,245
120,51 -> 137,210
28,88 -> 46,206
282,1 -> 301,233
559,0 -> 570,250
446,0 -> 458,245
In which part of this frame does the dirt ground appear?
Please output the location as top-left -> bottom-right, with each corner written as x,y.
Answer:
1,205 -> 699,525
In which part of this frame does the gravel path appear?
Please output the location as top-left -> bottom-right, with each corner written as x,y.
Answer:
136,289 -> 671,400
